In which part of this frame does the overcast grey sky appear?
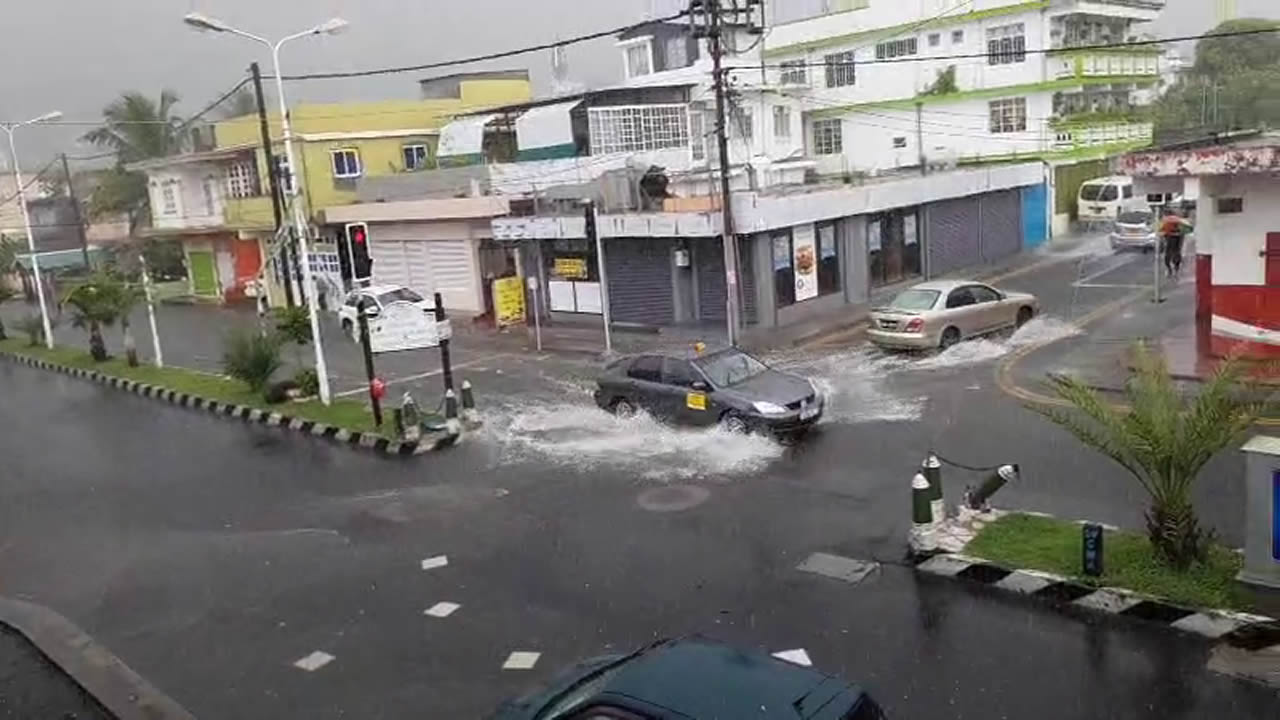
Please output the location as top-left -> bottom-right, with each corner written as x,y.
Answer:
1,0 -> 1274,167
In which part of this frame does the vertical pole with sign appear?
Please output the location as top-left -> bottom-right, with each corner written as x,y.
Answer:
529,275 -> 543,351
357,305 -> 383,428
433,291 -> 454,393
584,200 -> 612,353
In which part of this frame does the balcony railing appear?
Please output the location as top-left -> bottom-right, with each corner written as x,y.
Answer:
1052,121 -> 1154,150
223,196 -> 275,230
1052,52 -> 1159,80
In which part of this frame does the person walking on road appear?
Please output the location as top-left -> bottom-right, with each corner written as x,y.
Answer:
1159,206 -> 1192,281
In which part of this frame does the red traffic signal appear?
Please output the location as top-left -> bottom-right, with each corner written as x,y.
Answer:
346,222 -> 368,245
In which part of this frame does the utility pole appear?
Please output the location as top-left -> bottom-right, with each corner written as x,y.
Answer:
692,0 -> 764,346
250,61 -> 295,308
60,153 -> 90,268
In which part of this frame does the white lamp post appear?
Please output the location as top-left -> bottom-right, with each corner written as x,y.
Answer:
2,111 -> 64,350
184,13 -> 347,405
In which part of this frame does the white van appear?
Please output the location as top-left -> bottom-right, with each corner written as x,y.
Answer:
1077,176 -> 1135,223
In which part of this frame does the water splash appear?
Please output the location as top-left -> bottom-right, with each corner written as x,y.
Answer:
476,402 -> 785,481
772,347 -> 925,424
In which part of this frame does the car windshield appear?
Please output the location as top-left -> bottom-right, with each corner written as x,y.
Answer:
1080,184 -> 1105,201
377,288 -> 424,304
888,289 -> 940,311
695,349 -> 769,387
1118,210 -> 1152,224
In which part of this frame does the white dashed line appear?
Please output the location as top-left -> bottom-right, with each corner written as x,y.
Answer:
421,555 -> 449,571
293,651 -> 335,672
424,602 -> 461,618
772,649 -> 813,667
502,651 -> 541,670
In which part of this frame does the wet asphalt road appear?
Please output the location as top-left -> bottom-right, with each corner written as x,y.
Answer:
1,241 -> 1277,718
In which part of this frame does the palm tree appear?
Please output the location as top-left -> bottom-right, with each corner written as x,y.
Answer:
1037,343 -> 1267,569
112,279 -> 147,367
63,273 -> 124,361
81,90 -> 182,232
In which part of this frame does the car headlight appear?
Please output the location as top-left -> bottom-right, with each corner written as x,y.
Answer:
752,401 -> 788,416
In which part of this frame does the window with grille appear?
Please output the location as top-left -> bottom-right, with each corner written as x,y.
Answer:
403,144 -> 428,171
779,60 -> 808,85
986,23 -> 1026,65
225,161 -> 259,199
874,38 -> 918,60
587,105 -> 690,155
331,148 -> 361,179
813,118 -> 843,155
773,106 -> 791,140
988,98 -> 1027,133
824,51 -> 855,88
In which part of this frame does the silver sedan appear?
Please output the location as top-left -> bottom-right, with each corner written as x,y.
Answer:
866,280 -> 1039,350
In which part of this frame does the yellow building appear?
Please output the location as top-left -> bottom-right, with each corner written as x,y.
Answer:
130,71 -> 530,306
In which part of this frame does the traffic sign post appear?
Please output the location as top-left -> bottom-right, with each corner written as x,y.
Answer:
433,292 -> 455,394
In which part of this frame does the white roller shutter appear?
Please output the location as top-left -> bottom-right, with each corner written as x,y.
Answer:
371,240 -> 410,289
429,241 -> 479,313
403,241 -> 434,300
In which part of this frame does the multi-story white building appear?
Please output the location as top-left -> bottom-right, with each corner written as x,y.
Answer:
763,0 -> 1164,228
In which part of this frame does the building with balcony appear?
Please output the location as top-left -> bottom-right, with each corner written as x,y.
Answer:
128,72 -> 533,305
763,0 -> 1165,233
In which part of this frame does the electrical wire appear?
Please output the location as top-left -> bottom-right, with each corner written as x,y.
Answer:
0,156 -> 63,209
281,11 -> 689,82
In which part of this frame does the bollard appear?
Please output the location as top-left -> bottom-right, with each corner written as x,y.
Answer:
444,388 -> 462,437
923,452 -> 943,523
460,379 -> 480,428
966,464 -> 1019,510
401,392 -> 422,443
909,472 -> 937,555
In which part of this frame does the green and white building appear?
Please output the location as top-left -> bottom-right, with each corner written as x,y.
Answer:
763,0 -> 1165,232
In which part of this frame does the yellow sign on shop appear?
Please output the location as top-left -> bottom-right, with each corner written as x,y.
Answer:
686,392 -> 708,411
493,276 -> 526,328
553,257 -> 588,279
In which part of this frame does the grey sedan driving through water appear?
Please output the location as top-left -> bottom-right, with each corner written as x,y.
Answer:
593,347 -> 823,436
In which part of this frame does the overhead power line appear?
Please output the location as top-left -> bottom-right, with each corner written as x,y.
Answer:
0,156 -> 64,210
730,26 -> 1280,71
281,11 -> 688,81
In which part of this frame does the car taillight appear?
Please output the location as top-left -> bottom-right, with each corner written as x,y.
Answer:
905,317 -> 924,332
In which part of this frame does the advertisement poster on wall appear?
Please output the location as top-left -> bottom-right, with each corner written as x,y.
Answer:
492,276 -> 526,328
793,223 -> 818,302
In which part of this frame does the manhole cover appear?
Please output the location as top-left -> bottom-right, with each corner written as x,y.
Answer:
796,552 -> 878,584
637,485 -> 711,512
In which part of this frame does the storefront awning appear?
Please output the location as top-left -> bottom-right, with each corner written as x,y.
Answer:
515,100 -> 581,161
436,114 -> 496,166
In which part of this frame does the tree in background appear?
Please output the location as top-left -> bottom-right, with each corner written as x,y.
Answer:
0,237 -> 16,341
1155,19 -> 1280,139
81,90 -> 183,233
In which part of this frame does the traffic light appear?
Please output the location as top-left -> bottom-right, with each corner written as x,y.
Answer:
345,222 -> 372,281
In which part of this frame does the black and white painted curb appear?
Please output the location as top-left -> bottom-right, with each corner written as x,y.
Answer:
914,552 -> 1280,651
0,351 -> 460,457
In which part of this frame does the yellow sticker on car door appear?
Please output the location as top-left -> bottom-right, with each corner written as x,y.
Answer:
686,392 -> 708,411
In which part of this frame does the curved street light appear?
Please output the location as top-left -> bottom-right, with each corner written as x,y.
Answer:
183,13 -> 348,405
2,110 -> 65,349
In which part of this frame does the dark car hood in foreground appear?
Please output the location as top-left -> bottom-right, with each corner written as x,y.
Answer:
599,639 -> 862,719
720,369 -> 814,405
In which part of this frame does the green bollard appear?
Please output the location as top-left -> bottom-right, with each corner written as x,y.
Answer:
967,464 -> 1019,510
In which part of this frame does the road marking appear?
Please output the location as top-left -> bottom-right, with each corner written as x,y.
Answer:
333,354 -> 508,397
293,651 -> 335,672
502,651 -> 541,670
1072,283 -> 1150,290
421,555 -> 449,571
424,602 -> 461,618
772,649 -> 813,667
1073,255 -> 1138,286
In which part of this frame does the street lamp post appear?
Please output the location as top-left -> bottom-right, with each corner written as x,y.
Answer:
184,13 -> 348,405
2,111 -> 63,350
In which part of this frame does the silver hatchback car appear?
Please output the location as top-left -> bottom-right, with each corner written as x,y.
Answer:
866,280 -> 1039,350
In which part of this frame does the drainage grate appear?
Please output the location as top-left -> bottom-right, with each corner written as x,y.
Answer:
796,552 -> 879,584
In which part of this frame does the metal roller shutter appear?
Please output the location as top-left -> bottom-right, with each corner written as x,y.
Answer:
980,189 -> 1022,263
606,238 -> 674,326
371,240 -> 434,301
696,237 -> 726,322
926,197 -> 981,277
738,236 -> 757,324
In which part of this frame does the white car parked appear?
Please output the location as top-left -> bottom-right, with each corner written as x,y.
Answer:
337,285 -> 434,340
